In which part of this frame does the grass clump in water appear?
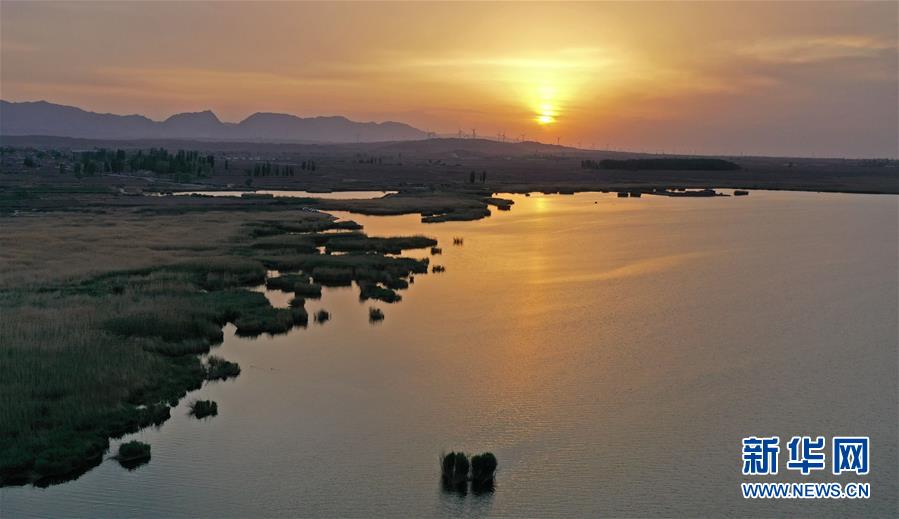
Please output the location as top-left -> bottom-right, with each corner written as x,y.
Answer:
233,307 -> 295,337
205,356 -> 240,381
430,247 -> 442,255
266,273 -> 309,291
189,400 -> 218,419
369,307 -> 385,323
432,265 -> 446,273
471,452 -> 498,488
291,306 -> 309,327
315,309 -> 330,324
117,441 -> 151,464
358,282 -> 402,303
293,279 -> 322,298
440,451 -> 470,487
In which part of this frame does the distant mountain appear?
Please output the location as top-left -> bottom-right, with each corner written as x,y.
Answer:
0,100 -> 427,143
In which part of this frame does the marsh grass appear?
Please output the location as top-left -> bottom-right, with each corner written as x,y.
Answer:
291,307 -> 309,326
205,356 -> 240,381
432,265 -> 446,273
311,266 -> 354,286
471,452 -> 498,485
188,400 -> 218,419
117,441 -> 150,462
358,282 -> 402,303
250,234 -> 317,253
0,201 -> 434,486
324,235 -> 437,254
0,264 -> 295,484
369,307 -> 385,322
265,273 -> 318,295
233,307 -> 296,336
440,451 -> 470,486
314,309 -> 330,324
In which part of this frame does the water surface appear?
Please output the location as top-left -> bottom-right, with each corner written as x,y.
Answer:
2,191 -> 896,517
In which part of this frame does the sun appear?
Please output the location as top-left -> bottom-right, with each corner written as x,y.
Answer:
533,90 -> 558,125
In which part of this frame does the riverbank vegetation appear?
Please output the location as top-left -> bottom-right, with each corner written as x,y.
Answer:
0,197 -> 438,486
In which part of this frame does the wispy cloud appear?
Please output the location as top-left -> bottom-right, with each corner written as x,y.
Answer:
738,35 -> 895,64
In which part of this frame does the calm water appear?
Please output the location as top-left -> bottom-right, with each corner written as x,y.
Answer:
171,190 -> 396,199
2,191 -> 896,517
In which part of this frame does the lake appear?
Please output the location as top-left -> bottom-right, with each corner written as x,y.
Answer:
2,191 -> 896,517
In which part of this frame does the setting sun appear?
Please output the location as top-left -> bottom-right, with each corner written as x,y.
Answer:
532,87 -> 560,126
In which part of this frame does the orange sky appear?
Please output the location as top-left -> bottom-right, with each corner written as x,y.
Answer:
1,2 -> 896,157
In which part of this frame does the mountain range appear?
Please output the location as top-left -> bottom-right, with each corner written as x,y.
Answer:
0,100 -> 427,143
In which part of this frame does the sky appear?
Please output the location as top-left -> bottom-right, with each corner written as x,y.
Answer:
1,1 -> 896,157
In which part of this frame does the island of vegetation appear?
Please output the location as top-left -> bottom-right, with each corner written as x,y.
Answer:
116,440 -> 151,469
189,400 -> 218,419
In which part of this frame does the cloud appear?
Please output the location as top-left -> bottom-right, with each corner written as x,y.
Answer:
737,35 -> 895,64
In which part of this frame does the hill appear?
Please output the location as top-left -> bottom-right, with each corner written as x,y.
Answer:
0,100 -> 427,143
